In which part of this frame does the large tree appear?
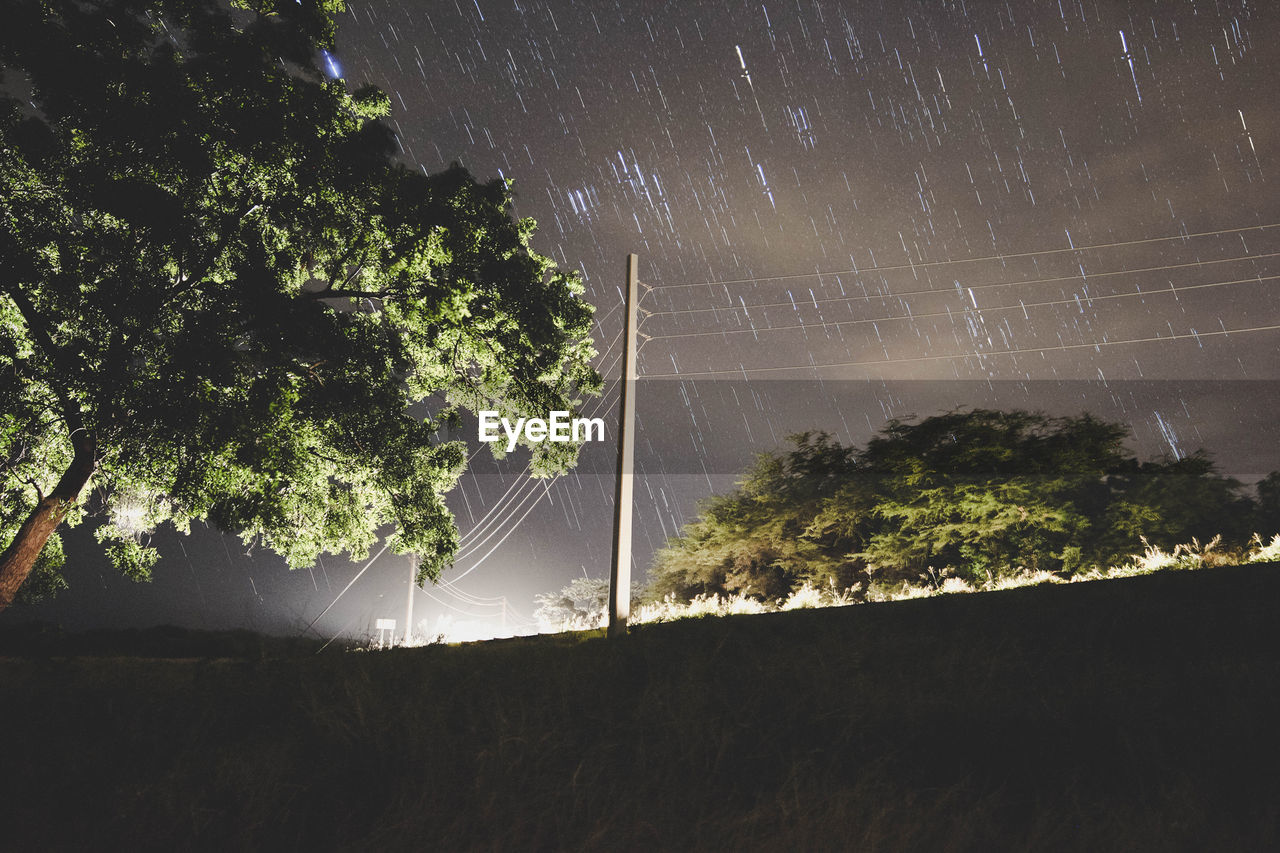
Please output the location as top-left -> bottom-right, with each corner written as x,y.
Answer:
650,410 -> 1258,601
0,0 -> 599,609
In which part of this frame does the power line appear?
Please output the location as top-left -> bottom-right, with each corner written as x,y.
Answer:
642,221 -> 1280,292
418,576 -> 539,629
449,370 -> 622,580
450,281 -> 645,589
445,481 -> 556,586
456,462 -> 541,550
456,330 -> 622,546
641,250 -> 1280,319
437,374 -> 625,602
415,582 -> 503,616
458,330 -> 618,468
641,273 -> 1280,344
305,297 -> 627,638
455,477 -> 548,559
440,351 -> 626,601
432,580 -> 506,605
591,292 -> 625,331
448,353 -> 628,579
317,609 -> 369,654
459,323 -> 623,467
455,347 -> 622,553
299,542 -> 391,638
640,321 -> 1280,378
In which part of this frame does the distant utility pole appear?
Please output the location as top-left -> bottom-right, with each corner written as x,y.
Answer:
609,253 -> 640,638
403,553 -> 417,647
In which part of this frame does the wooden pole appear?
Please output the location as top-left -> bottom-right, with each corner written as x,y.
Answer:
609,253 -> 639,638
403,553 -> 416,647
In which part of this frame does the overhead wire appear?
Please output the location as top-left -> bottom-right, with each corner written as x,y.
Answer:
640,321 -> 1280,378
458,297 -> 622,467
443,480 -> 557,586
454,342 -> 623,554
436,335 -> 627,598
431,582 -> 506,606
454,327 -> 624,543
302,340 -> 626,634
440,345 -> 632,590
300,542 -> 391,638
454,476 -> 552,559
302,292 -> 629,641
641,221 -> 1280,292
414,581 -> 503,616
641,249 -> 1280,319
640,272 -> 1280,344
443,364 -> 624,580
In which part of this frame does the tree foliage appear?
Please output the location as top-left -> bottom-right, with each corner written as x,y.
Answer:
0,0 -> 600,607
533,576 -> 610,630
533,575 -> 642,631
650,410 -> 1264,602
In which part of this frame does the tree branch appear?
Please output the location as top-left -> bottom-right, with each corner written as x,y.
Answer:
165,199 -> 260,305
321,243 -> 369,293
301,289 -> 392,301
22,477 -> 45,504
0,287 -> 83,415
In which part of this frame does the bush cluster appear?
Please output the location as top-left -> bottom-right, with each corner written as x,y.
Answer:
646,409 -> 1279,604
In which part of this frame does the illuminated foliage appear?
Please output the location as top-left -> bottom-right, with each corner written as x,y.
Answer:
533,576 -> 610,630
0,0 -> 599,607
650,410 -> 1260,601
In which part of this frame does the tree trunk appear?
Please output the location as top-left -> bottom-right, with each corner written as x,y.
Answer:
0,430 -> 96,611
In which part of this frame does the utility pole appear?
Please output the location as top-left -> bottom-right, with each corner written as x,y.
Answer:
609,253 -> 640,638
403,553 -> 417,647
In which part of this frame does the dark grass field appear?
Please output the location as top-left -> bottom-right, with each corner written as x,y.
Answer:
3,563 -> 1279,851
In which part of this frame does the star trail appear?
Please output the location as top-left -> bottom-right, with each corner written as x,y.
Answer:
23,0 -> 1280,641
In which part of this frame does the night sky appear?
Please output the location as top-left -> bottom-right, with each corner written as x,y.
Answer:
17,0 -> 1280,641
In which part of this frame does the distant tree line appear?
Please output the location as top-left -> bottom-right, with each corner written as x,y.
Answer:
647,409 -> 1280,603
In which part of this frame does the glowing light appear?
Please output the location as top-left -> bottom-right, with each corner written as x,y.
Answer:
320,49 -> 343,80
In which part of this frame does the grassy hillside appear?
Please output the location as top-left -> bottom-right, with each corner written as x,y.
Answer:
3,563 -> 1279,851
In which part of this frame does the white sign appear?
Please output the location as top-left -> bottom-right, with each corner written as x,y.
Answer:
375,618 -> 396,630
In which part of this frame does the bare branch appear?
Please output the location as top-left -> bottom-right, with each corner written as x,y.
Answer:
22,477 -> 45,504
